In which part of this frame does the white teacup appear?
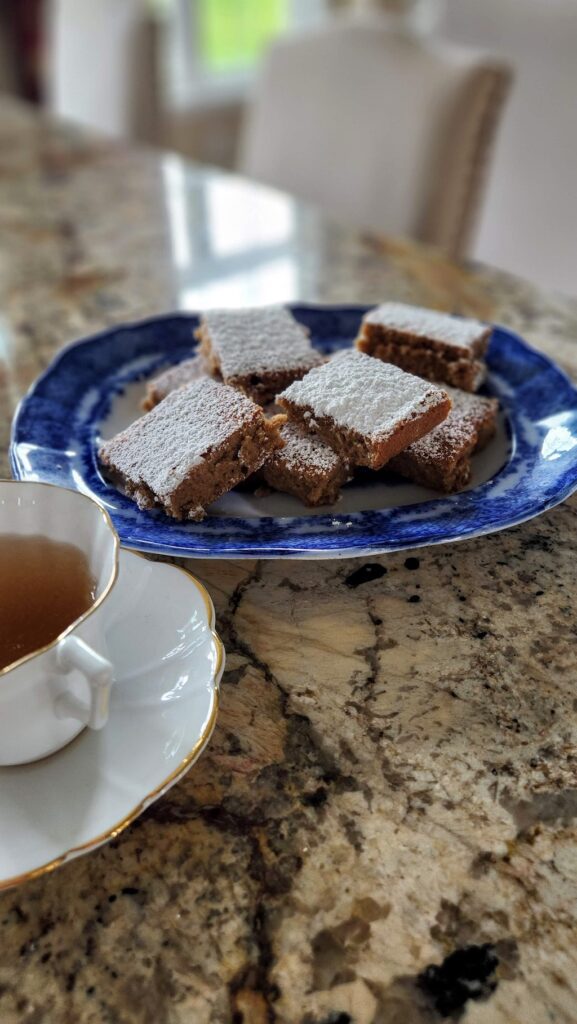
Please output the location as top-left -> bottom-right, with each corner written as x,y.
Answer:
0,481 -> 118,766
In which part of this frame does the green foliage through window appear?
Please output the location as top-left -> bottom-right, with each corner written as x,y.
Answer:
197,0 -> 289,73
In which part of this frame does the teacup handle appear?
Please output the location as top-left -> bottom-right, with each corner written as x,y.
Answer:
54,636 -> 114,730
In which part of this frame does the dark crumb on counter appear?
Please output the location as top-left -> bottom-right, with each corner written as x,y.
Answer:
344,564 -> 387,588
407,595 -> 421,603
303,1014 -> 352,1024
301,786 -> 329,808
404,557 -> 420,570
418,943 -> 499,1016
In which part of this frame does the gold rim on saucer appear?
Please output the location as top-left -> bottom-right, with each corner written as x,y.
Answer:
0,556 -> 224,892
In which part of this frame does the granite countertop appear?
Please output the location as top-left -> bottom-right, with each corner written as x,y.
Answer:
1,99 -> 577,1024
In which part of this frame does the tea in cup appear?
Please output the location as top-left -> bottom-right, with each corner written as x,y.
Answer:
0,481 -> 118,766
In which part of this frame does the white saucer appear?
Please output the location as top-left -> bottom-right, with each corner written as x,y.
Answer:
0,551 -> 223,890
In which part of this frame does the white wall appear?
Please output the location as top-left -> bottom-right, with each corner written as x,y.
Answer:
47,0 -> 158,141
440,0 -> 577,297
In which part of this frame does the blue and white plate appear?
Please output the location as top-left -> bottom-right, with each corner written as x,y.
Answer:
10,305 -> 577,559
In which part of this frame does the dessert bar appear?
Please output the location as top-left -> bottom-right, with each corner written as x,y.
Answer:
263,418 -> 350,507
142,355 -> 207,411
99,378 -> 283,521
356,302 -> 491,392
389,386 -> 498,491
277,350 -> 451,470
195,305 -> 323,404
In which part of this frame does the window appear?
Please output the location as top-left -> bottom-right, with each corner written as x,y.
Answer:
197,0 -> 289,75
162,0 -> 329,106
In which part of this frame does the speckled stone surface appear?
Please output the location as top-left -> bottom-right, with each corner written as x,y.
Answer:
1,99 -> 577,1024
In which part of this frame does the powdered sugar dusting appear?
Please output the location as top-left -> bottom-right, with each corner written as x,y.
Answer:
444,385 -> 497,417
403,386 -> 497,460
100,378 -> 259,499
201,305 -> 322,378
273,421 -> 344,474
364,302 -> 488,350
148,355 -> 206,401
279,351 -> 448,441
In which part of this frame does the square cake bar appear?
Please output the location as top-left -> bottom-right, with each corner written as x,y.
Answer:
142,354 -> 207,411
263,418 -> 350,507
356,302 -> 491,392
99,378 -> 283,521
277,350 -> 451,470
388,386 -> 498,492
195,305 -> 323,404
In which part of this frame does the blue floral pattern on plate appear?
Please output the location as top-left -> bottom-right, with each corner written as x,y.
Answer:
10,305 -> 577,559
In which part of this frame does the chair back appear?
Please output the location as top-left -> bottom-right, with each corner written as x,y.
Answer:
241,17 -> 511,258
